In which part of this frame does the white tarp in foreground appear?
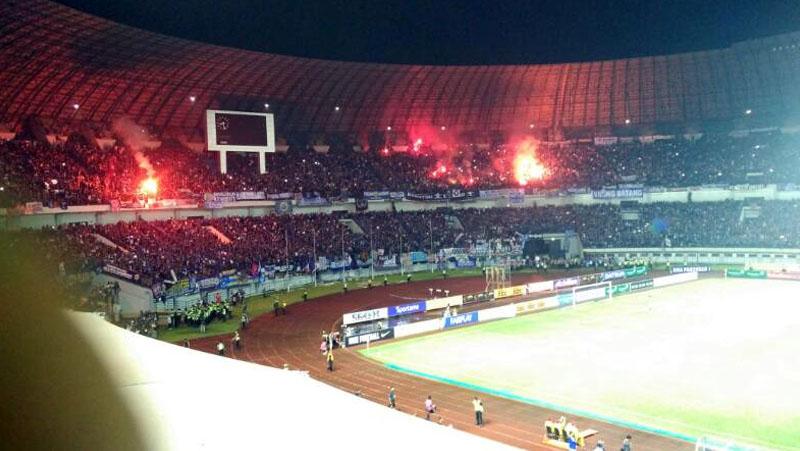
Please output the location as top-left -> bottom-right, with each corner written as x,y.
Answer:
70,313 -> 518,451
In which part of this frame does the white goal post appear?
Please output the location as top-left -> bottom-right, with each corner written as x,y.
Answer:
569,281 -> 613,307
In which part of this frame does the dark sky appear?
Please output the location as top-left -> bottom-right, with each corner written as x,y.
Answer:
57,0 -> 800,65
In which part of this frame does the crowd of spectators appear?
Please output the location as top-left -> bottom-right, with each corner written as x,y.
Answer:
2,131 -> 799,207
17,199 -> 800,287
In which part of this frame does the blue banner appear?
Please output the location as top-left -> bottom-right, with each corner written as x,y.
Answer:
444,311 -> 479,328
388,300 -> 427,317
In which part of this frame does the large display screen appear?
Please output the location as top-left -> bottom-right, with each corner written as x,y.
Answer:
214,113 -> 267,146
206,110 -> 276,174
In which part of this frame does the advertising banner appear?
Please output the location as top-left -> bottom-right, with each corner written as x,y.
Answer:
670,266 -> 711,274
477,304 -> 517,322
345,328 -> 394,346
426,294 -> 464,311
388,300 -> 426,317
623,266 -> 648,277
629,279 -> 654,291
515,297 -> 559,315
654,272 -> 699,287
526,280 -> 554,294
574,286 -> 607,303
444,312 -> 479,329
493,285 -> 526,299
725,269 -> 767,279
600,269 -> 626,281
342,307 -> 389,325
611,283 -> 630,295
393,319 -> 441,338
554,276 -> 580,290
766,271 -> 800,281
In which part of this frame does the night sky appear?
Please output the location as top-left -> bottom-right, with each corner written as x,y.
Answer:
57,0 -> 800,65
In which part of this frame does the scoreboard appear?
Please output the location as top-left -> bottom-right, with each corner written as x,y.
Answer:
206,110 -> 275,174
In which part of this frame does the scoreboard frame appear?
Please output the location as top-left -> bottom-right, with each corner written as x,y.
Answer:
206,110 -> 275,174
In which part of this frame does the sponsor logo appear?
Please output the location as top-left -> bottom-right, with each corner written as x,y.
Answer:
343,307 -> 388,325
444,312 -> 478,328
388,301 -> 426,317
346,329 -> 394,345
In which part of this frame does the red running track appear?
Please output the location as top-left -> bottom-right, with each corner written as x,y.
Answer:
192,273 -> 693,451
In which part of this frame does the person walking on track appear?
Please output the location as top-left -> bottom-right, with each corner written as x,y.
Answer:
472,397 -> 484,426
388,387 -> 396,408
424,395 -> 436,420
326,350 -> 334,371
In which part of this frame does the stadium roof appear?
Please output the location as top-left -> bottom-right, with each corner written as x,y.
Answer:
1,0 -> 800,136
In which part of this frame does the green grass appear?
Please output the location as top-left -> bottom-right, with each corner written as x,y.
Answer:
159,267 -> 488,342
361,278 -> 800,450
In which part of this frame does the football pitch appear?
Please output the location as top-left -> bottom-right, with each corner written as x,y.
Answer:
361,278 -> 800,450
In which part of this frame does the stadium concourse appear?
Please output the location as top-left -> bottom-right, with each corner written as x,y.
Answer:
188,274 -> 691,451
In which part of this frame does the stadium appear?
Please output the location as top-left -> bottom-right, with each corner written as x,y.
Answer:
2,1 -> 800,450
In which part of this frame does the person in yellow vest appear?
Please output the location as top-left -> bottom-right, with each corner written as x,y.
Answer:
326,350 -> 334,371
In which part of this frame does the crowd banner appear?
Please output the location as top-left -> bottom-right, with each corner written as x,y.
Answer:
478,188 -> 525,199
342,307 -> 389,326
345,328 -> 394,346
670,266 -> 711,274
653,272 -> 698,287
493,285 -> 526,299
405,189 -> 477,202
624,266 -> 648,277
363,191 -> 405,201
426,294 -> 464,311
296,195 -> 331,207
591,188 -> 644,199
525,280 -> 554,294
725,268 -> 768,279
477,304 -> 517,322
515,296 -> 559,315
393,319 -> 441,338
388,300 -> 426,317
444,311 -> 479,329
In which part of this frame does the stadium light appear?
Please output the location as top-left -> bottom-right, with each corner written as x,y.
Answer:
625,118 -> 631,124
264,103 -> 270,109
334,106 -> 340,111
387,126 -> 392,131
72,103 -> 79,110
189,96 -> 196,103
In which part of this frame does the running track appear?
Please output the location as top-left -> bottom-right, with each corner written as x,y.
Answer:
192,274 -> 692,450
